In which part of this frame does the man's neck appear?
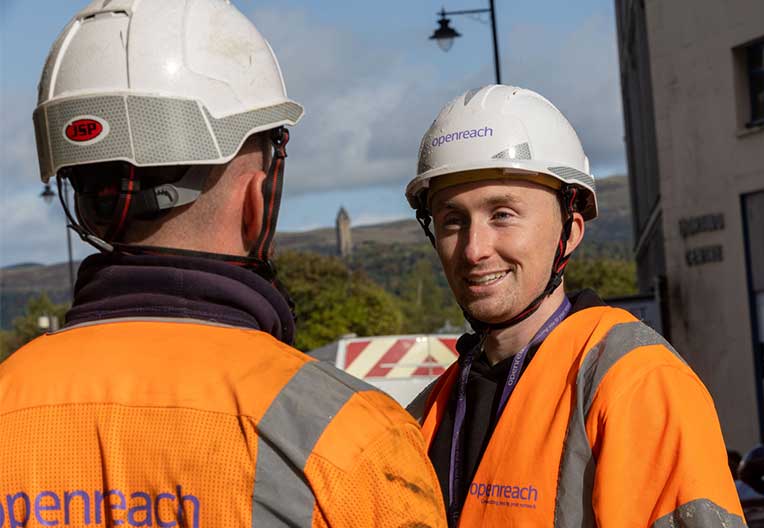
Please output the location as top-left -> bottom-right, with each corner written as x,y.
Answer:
483,287 -> 567,366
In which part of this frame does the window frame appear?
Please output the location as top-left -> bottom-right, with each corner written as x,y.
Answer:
745,39 -> 764,128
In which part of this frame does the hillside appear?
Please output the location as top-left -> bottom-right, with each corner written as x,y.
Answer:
278,175 -> 632,255
1,175 -> 632,329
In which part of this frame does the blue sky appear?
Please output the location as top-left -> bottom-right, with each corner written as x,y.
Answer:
0,0 -> 625,266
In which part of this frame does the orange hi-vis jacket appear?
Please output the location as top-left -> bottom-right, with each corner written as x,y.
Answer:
0,320 -> 447,528
421,306 -> 744,527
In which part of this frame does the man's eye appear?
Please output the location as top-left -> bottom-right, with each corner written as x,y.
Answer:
493,210 -> 514,221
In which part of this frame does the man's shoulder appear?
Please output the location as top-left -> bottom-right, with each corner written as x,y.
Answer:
302,359 -> 418,429
566,289 -> 682,365
581,316 -> 707,411
590,313 -> 684,367
0,321 -> 311,417
557,303 -> 699,400
268,358 -> 423,474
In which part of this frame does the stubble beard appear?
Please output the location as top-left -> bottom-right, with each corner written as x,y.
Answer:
453,267 -> 523,324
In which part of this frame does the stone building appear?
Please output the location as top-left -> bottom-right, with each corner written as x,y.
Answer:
615,0 -> 764,451
336,207 -> 352,258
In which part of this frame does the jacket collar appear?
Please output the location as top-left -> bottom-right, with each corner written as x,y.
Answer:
65,252 -> 296,345
455,289 -> 606,355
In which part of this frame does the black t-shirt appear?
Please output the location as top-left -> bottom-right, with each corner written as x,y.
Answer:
428,289 -> 606,510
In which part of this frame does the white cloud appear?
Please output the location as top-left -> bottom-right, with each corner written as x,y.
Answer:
254,7 -> 458,196
499,13 -> 626,175
256,6 -> 625,197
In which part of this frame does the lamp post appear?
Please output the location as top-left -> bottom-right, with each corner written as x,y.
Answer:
40,181 -> 75,301
429,1 -> 502,84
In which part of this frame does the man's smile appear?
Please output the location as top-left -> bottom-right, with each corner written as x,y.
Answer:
464,269 -> 512,291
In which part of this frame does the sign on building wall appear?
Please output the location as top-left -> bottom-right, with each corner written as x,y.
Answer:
679,213 -> 725,267
685,245 -> 724,267
679,213 -> 725,238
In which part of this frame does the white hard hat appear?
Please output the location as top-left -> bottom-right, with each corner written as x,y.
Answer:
33,0 -> 304,183
406,85 -> 597,220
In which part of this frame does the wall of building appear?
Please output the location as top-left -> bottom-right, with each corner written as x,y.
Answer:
615,0 -> 666,294
643,0 -> 764,450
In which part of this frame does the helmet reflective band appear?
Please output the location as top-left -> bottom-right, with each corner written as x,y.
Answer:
406,85 -> 597,220
34,95 -> 302,182
33,0 -> 303,183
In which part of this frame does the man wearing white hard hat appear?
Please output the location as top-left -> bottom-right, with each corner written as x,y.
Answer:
406,85 -> 742,526
0,1 -> 446,527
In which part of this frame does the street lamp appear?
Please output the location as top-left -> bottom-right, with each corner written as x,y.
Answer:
429,1 -> 502,84
40,184 -> 56,204
40,180 -> 75,301
430,10 -> 461,52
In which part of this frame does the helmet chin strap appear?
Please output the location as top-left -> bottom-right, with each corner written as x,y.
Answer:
417,185 -> 578,334
56,127 -> 292,289
252,127 -> 289,262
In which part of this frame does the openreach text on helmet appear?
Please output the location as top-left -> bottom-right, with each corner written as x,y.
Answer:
431,126 -> 494,147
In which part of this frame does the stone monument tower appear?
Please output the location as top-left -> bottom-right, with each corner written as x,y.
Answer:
336,207 -> 352,258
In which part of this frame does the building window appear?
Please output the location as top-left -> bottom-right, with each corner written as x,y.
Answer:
746,40 -> 764,127
742,190 -> 764,437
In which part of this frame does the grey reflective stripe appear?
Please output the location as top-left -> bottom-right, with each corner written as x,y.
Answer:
651,499 -> 746,528
405,378 -> 439,423
579,322 -> 680,417
553,370 -> 596,528
205,102 -> 304,157
36,94 -> 303,182
554,321 -> 673,528
252,361 -> 374,527
253,437 -> 315,527
310,360 -> 380,395
548,165 -> 596,192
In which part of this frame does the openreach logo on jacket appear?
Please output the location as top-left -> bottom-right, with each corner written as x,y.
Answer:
0,486 -> 200,528
469,481 -> 539,509
431,126 -> 494,147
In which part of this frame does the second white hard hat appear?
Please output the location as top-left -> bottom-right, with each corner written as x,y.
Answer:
33,0 -> 303,183
406,85 -> 597,220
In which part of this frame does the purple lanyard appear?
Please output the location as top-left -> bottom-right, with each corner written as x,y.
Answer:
447,297 -> 571,526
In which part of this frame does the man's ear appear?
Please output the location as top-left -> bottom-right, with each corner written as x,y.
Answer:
564,212 -> 585,257
242,170 -> 268,246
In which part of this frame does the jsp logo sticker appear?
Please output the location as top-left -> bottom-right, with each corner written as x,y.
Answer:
63,116 -> 110,145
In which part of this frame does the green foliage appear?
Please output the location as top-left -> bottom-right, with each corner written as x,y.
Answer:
275,251 -> 403,351
0,330 -> 14,363
565,258 -> 638,298
390,259 -> 464,334
350,241 -> 464,334
0,248 -> 637,361
0,293 -> 69,363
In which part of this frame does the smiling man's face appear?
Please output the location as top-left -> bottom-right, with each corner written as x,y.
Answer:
430,178 -> 563,324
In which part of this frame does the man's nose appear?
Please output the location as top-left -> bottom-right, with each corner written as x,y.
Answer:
462,222 -> 493,265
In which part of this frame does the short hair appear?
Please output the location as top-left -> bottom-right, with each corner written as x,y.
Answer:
68,132 -> 270,240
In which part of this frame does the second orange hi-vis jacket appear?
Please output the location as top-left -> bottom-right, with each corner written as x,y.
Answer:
0,323 -> 446,527
420,303 -> 744,527
0,253 -> 447,528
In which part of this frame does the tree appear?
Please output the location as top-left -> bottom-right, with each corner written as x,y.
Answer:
0,330 -> 14,363
565,258 -> 637,298
350,241 -> 464,334
394,258 -> 464,334
0,293 -> 69,362
275,251 -> 403,351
